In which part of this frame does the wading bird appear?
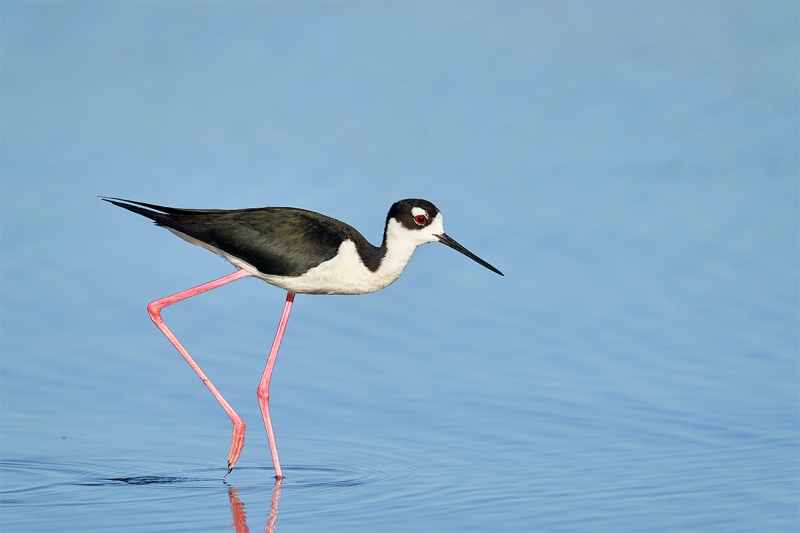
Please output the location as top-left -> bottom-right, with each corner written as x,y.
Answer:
104,197 -> 503,479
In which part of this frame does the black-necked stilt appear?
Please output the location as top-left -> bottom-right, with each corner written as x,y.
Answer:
103,197 -> 502,479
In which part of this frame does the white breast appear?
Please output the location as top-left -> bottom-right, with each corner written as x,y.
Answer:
256,238 -> 412,295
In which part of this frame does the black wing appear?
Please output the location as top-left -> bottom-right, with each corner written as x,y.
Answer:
102,197 -> 351,276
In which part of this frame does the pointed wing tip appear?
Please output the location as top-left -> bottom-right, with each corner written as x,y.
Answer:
100,196 -> 131,206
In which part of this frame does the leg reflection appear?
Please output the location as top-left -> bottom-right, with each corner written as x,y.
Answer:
227,479 -> 283,533
228,486 -> 249,533
266,480 -> 282,532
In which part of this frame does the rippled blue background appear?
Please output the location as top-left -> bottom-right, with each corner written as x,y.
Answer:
2,2 -> 798,532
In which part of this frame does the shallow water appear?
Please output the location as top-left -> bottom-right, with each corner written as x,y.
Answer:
2,3 -> 798,532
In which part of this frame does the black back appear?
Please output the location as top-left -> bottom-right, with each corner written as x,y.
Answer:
103,198 -> 384,276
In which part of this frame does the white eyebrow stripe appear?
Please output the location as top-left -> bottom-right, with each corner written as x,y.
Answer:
411,207 -> 429,219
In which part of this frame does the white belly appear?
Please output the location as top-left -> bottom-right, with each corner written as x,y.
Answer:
233,240 -> 413,295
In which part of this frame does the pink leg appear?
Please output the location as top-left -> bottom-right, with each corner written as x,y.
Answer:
257,291 -> 295,480
146,269 -> 251,474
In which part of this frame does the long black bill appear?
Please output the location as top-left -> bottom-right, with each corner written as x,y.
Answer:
437,233 -> 504,276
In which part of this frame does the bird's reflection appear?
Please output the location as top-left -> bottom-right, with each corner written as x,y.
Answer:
227,479 -> 282,533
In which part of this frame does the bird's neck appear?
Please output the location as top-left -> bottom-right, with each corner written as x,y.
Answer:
373,219 -> 422,282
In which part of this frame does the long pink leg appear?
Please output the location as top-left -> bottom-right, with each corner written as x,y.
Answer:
146,269 -> 251,474
257,291 -> 295,480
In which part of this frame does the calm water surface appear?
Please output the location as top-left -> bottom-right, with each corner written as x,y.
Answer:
2,3 -> 797,532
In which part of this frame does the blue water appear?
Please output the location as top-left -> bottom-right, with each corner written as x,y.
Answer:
2,3 -> 798,532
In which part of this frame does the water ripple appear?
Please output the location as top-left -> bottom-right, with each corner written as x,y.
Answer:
1,456 -> 429,532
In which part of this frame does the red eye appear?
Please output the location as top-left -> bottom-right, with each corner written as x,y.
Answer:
414,214 -> 428,225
